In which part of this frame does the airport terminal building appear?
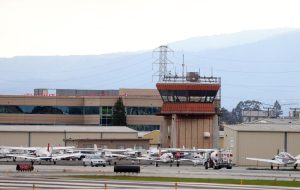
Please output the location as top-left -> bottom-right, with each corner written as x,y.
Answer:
0,77 -> 222,149
0,88 -> 162,148
0,88 -> 163,130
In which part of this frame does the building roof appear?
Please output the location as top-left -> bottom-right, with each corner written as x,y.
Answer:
119,88 -> 160,96
244,118 -> 300,125
225,119 -> 300,132
0,125 -> 137,133
65,138 -> 149,141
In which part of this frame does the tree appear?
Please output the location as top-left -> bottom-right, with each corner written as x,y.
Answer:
112,97 -> 127,126
219,107 -> 233,125
273,100 -> 283,118
231,100 -> 262,124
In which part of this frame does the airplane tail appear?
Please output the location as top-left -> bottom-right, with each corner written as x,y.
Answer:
47,143 -> 53,155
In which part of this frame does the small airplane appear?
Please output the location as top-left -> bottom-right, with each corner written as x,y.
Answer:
246,152 -> 300,170
4,144 -> 79,164
129,148 -> 174,167
0,148 -> 11,159
176,151 -> 206,167
76,144 -> 129,165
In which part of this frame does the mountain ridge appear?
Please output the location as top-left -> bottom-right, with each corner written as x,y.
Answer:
1,28 -> 300,111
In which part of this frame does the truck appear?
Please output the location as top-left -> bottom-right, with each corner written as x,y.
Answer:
204,149 -> 233,169
82,155 -> 106,167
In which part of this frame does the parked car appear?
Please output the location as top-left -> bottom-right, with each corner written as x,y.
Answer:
82,155 -> 106,167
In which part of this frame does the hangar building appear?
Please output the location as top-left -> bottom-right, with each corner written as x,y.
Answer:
224,119 -> 300,166
0,125 -> 149,149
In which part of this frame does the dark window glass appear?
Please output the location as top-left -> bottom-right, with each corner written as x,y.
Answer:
20,106 -> 34,114
126,107 -> 160,115
102,106 -> 113,115
57,106 -> 69,114
84,107 -> 99,115
31,106 -> 63,114
159,90 -> 217,103
101,115 -> 112,126
0,105 -> 100,115
68,107 -> 83,115
0,105 -> 23,113
128,125 -> 160,131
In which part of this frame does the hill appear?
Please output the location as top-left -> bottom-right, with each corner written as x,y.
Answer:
1,28 -> 300,111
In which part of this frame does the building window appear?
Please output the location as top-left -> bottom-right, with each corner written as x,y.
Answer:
160,90 -> 217,103
102,106 -> 112,115
84,107 -> 100,115
128,125 -> 160,131
126,107 -> 160,115
0,105 -> 99,115
100,106 -> 113,126
101,115 -> 112,126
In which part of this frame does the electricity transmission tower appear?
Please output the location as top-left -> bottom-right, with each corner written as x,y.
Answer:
152,45 -> 174,82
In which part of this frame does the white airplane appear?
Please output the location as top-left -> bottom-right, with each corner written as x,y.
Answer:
4,144 -> 79,164
0,148 -> 11,159
246,152 -> 300,170
176,152 -> 206,166
76,144 -> 129,165
130,151 -> 174,167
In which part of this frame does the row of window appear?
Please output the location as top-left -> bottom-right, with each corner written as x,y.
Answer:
128,125 -> 160,131
0,105 -> 160,115
126,107 -> 160,115
161,95 -> 215,103
159,90 -> 217,103
0,105 -> 99,115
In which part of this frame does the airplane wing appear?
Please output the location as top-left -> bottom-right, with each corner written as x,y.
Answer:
51,153 -> 82,160
129,157 -> 154,161
8,152 -> 82,161
178,158 -> 202,161
178,158 -> 205,164
7,154 -> 44,161
246,157 -> 283,164
52,146 -> 75,150
1,146 -> 38,151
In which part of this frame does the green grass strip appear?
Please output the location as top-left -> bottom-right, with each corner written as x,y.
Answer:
69,175 -> 300,187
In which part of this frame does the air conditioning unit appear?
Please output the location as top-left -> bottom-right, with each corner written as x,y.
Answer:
186,72 -> 199,82
204,132 -> 210,138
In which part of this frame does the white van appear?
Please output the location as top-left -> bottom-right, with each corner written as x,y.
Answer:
82,155 -> 106,167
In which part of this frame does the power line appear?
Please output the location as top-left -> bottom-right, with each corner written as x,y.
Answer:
187,52 -> 300,63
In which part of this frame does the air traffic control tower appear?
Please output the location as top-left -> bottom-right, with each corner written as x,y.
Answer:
154,46 -> 221,149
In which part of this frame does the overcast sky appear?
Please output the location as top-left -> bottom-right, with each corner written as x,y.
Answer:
1,0 -> 300,57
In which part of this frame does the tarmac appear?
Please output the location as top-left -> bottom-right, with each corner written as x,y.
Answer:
0,160 -> 300,181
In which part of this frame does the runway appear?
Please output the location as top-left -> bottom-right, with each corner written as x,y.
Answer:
1,161 -> 300,181
0,176 -> 299,190
1,161 -> 300,189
